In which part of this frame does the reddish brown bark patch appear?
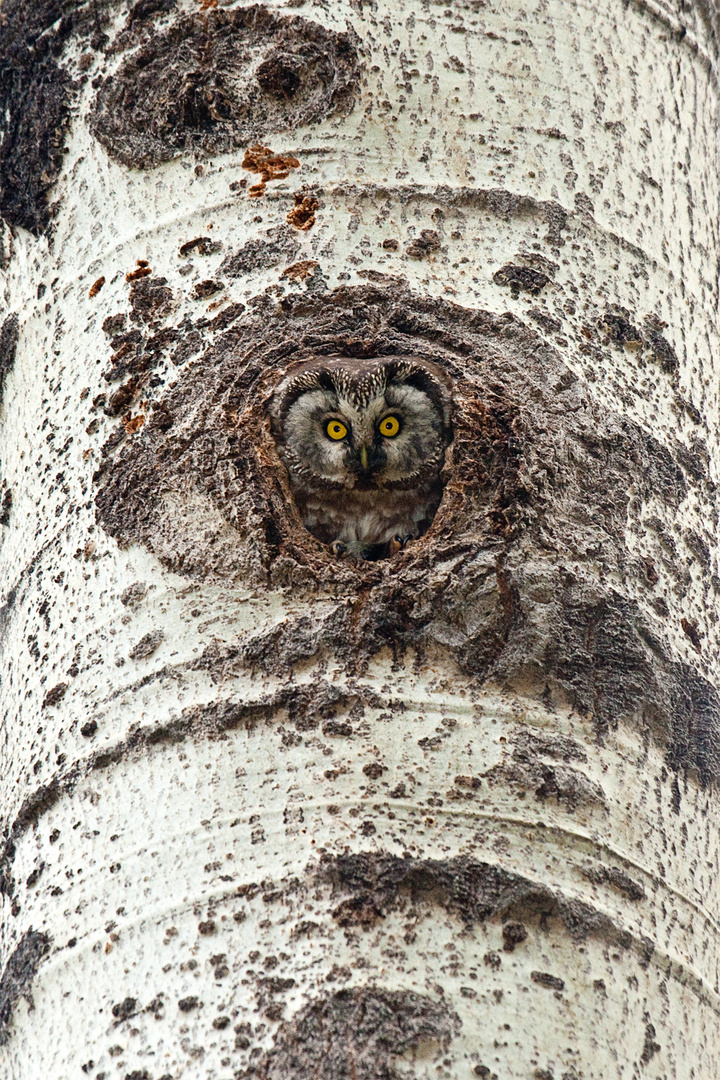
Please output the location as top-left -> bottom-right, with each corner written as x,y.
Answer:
281,260 -> 319,282
287,193 -> 319,230
125,264 -> 152,283
243,145 -> 300,198
89,7 -> 360,169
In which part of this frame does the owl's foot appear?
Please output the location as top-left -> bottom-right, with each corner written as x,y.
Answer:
330,540 -> 348,557
388,534 -> 413,556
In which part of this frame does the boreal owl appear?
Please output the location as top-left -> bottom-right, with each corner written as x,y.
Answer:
269,356 -> 453,558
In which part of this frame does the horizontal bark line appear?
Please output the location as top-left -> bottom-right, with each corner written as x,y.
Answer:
629,0 -> 719,75
242,177 -> 714,273
0,679 -> 383,889
4,690 -> 719,960
317,850 -> 720,1013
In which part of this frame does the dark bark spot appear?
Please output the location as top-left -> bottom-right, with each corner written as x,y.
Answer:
42,682 -> 67,708
643,314 -> 678,375
129,0 -> 177,22
193,279 -> 224,301
256,53 -> 303,95
528,308 -> 562,333
454,775 -> 482,789
89,7 -> 360,169
178,236 -> 221,257
105,380 -> 139,418
581,865 -> 645,901
0,315 -> 19,408
362,762 -> 386,779
323,721 -> 354,738
640,1021 -> 661,1064
0,931 -> 51,1045
599,305 -> 641,346
120,582 -> 147,607
103,314 -> 127,337
681,617 -> 702,653
0,488 -> 12,527
530,971 -> 565,991
129,630 -> 164,660
25,863 -> 44,889
502,921 -> 528,952
129,276 -> 175,325
112,997 -> 138,1022
405,229 -> 441,258
493,264 -> 550,295
178,995 -> 200,1011
219,227 -> 300,278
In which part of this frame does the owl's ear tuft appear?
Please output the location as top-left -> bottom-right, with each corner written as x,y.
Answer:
388,357 -> 454,436
267,364 -> 330,435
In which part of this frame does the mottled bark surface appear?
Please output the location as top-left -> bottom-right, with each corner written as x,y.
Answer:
0,0 -> 719,1077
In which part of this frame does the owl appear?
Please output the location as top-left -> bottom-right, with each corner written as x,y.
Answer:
269,356 -> 453,558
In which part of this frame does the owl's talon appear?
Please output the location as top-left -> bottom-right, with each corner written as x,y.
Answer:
389,534 -> 413,555
330,540 -> 347,557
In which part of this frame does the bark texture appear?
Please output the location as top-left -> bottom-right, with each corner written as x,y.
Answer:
0,0 -> 719,1077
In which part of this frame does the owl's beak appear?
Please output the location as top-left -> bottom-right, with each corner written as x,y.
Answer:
359,446 -> 369,471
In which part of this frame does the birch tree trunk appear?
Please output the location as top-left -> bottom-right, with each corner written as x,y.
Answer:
1,0 -> 719,1077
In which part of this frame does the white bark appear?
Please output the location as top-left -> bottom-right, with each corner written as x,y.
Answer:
1,0 -> 719,1077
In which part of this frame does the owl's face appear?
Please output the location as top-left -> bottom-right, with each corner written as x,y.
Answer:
270,357 -> 452,491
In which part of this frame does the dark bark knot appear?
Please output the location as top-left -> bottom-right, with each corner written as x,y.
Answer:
93,282 -> 720,781
0,2 -> 359,231
246,986 -> 460,1080
0,0 -> 119,233
89,6 -> 361,169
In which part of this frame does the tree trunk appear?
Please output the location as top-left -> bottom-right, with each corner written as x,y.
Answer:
1,0 -> 718,1077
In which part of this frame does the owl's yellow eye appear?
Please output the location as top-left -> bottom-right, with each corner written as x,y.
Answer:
379,415 -> 401,438
326,420 -> 348,441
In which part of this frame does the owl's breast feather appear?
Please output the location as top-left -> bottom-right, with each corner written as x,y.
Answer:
296,481 -> 441,551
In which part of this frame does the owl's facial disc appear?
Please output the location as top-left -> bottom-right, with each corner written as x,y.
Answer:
280,381 -> 444,491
